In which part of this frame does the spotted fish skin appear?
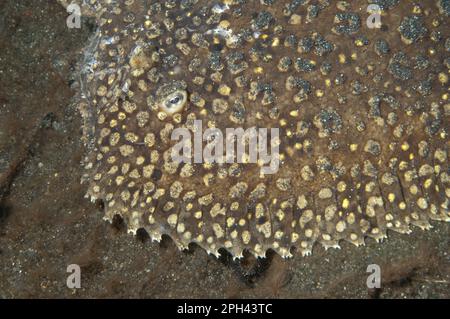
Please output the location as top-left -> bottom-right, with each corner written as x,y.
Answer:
61,0 -> 449,258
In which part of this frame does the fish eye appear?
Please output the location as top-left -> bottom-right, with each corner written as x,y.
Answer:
168,95 -> 181,105
159,90 -> 187,114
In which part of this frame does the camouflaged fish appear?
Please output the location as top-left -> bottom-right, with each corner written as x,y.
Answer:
59,0 -> 449,258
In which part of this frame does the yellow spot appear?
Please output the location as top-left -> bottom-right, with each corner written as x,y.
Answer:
218,84 -> 231,96
242,230 -> 251,244
290,110 -> 299,117
388,193 -> 395,203
213,223 -> 224,238
336,221 -> 346,233
401,142 -> 410,151
342,198 -> 350,209
110,119 -> 118,128
305,229 -> 313,238
274,231 -> 284,239
226,217 -> 235,228
271,37 -> 280,47
157,112 -> 168,120
167,214 -> 178,227
337,181 -> 346,192
338,54 -> 346,64
438,72 -> 448,84
254,67 -> 264,74
119,145 -> 134,157
355,39 -> 364,47
219,20 -> 230,28
399,161 -> 408,170
417,198 -> 428,210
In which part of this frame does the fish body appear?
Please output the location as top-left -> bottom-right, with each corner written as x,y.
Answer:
61,0 -> 449,258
